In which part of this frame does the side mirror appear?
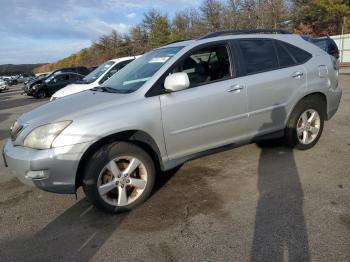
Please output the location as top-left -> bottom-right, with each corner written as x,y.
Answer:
164,72 -> 190,92
53,78 -> 57,83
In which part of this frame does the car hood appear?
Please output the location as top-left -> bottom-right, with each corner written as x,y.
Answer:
52,83 -> 96,98
28,79 -> 44,87
18,90 -> 136,126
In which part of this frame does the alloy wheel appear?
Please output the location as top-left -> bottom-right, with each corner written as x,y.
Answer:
97,156 -> 148,207
296,109 -> 321,145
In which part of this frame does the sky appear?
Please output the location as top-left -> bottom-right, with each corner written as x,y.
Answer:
0,0 -> 200,65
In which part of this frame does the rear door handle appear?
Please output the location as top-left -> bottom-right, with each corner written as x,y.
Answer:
291,71 -> 304,78
227,84 -> 244,92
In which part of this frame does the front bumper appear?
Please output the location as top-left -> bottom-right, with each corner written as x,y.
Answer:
3,139 -> 90,194
26,89 -> 35,95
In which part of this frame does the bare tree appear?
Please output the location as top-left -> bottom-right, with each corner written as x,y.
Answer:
200,0 -> 224,31
35,0 -> 329,74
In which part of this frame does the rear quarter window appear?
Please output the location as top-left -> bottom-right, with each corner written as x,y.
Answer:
275,41 -> 297,67
282,42 -> 312,64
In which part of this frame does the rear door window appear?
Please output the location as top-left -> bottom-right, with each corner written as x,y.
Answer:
238,39 -> 279,74
56,74 -> 69,82
69,74 -> 79,81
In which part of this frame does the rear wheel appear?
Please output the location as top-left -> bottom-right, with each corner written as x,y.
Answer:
285,96 -> 325,150
83,142 -> 156,213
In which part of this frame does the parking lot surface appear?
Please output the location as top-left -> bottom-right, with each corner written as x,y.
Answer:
0,79 -> 349,262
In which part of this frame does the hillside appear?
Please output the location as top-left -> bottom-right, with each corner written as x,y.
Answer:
0,63 -> 46,76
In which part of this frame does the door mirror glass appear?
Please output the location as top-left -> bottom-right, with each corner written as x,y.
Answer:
164,72 -> 190,92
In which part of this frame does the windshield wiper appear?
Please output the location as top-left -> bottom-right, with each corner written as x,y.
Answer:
90,86 -> 121,93
76,79 -> 88,84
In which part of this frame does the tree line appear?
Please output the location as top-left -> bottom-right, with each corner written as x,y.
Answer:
34,0 -> 350,73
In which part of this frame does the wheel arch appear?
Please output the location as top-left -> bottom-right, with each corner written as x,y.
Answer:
287,92 -> 327,123
75,130 -> 164,191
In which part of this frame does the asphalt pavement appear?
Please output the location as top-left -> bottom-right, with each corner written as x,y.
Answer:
0,80 -> 349,262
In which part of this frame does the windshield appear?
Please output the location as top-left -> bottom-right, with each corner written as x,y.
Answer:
101,47 -> 183,93
37,74 -> 47,80
54,70 -> 63,75
81,61 -> 115,84
45,75 -> 55,83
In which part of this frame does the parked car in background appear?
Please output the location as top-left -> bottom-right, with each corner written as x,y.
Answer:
1,76 -> 14,86
312,36 -> 339,59
23,74 -> 49,95
17,75 -> 34,84
3,30 -> 342,213
24,73 -> 48,86
7,77 -> 18,86
32,72 -> 84,98
0,79 -> 9,92
88,66 -> 98,72
24,67 -> 90,96
50,56 -> 138,100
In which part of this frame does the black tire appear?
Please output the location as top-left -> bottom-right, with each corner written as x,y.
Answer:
83,142 -> 156,214
36,89 -> 46,99
285,95 -> 325,150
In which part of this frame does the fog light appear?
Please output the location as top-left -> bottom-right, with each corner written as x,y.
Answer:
25,170 -> 49,180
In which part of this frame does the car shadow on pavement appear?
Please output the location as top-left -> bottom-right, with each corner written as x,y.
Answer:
0,167 -> 182,262
0,198 -> 128,261
250,107 -> 310,262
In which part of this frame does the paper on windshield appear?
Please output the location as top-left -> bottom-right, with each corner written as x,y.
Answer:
148,57 -> 170,63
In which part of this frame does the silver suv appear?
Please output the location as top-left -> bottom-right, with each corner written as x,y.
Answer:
3,30 -> 342,213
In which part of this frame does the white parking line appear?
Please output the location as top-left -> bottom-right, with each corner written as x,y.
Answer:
78,232 -> 97,252
79,205 -> 93,217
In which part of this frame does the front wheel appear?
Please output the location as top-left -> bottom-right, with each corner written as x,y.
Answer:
36,89 -> 46,99
284,96 -> 325,150
83,142 -> 156,213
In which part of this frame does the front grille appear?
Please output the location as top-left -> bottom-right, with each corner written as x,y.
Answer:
10,121 -> 23,141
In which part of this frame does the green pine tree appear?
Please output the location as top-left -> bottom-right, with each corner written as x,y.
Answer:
149,16 -> 171,48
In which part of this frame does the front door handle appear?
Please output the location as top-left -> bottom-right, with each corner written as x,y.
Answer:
227,84 -> 244,92
291,71 -> 304,78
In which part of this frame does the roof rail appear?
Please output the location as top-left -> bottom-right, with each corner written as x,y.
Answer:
198,29 -> 290,40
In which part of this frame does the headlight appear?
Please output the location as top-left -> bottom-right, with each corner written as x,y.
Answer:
23,121 -> 72,149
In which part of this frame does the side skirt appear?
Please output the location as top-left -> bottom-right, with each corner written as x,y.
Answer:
162,129 -> 285,171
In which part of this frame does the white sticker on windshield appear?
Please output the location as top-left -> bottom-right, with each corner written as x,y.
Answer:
149,57 -> 170,63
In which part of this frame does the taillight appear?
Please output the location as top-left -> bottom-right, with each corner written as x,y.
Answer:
332,57 -> 339,70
